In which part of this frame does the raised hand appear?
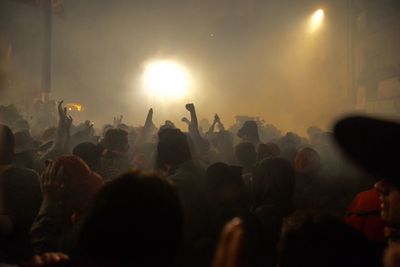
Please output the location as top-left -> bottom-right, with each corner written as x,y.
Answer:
212,218 -> 245,267
52,101 -> 73,150
113,115 -> 123,127
185,103 -> 199,136
144,108 -> 154,129
215,114 -> 225,131
82,120 -> 94,135
185,103 -> 195,113
214,114 -> 221,124
57,101 -> 72,129
181,117 -> 191,125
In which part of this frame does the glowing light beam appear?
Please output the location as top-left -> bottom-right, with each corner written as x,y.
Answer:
309,9 -> 324,33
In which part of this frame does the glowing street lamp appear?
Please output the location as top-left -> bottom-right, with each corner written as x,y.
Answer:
309,9 -> 324,33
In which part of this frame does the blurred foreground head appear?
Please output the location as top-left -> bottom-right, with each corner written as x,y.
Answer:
279,212 -> 379,267
334,116 -> 400,228
78,171 -> 183,267
156,128 -> 192,171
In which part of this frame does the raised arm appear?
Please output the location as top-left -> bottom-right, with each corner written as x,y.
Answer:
41,101 -> 72,161
207,114 -> 219,135
185,103 -> 200,136
144,108 -> 154,130
215,114 -> 225,131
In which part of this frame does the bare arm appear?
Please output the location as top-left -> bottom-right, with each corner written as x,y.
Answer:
41,101 -> 72,161
185,103 -> 200,136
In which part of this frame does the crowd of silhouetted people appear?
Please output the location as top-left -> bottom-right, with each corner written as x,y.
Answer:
1,101 -> 400,267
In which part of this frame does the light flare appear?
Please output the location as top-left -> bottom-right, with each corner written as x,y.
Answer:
309,9 -> 324,33
143,60 -> 191,101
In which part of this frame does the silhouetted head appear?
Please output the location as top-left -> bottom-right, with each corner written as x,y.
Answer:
78,171 -> 183,267
159,120 -> 176,132
237,120 -> 260,143
103,128 -> 129,153
206,162 -> 245,206
156,128 -> 191,171
257,142 -> 280,162
307,126 -> 323,144
0,124 -> 14,165
102,124 -> 113,137
279,212 -> 378,267
295,147 -> 321,174
73,142 -> 103,171
253,157 -> 295,214
285,132 -> 301,147
235,142 -> 256,169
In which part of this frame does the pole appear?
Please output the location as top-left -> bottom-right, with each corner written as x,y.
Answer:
42,0 -> 52,102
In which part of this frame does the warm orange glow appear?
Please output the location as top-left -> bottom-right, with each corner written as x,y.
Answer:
65,103 -> 84,112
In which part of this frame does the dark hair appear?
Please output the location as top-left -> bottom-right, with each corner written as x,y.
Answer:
235,142 -> 256,167
78,171 -> 183,267
103,128 -> 128,152
156,128 -> 191,171
73,142 -> 103,171
0,124 -> 14,164
279,212 -> 379,267
206,162 -> 245,203
257,142 -> 280,162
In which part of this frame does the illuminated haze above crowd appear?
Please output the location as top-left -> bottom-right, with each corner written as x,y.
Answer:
0,0 -> 354,134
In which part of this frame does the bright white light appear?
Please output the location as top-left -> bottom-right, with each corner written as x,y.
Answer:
143,60 -> 191,100
309,9 -> 324,33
